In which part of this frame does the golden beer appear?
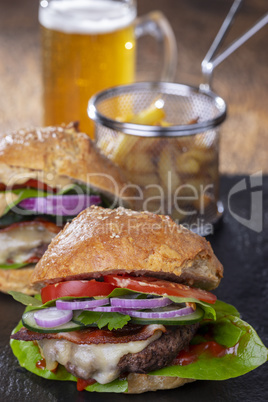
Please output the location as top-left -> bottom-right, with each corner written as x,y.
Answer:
39,0 -> 136,136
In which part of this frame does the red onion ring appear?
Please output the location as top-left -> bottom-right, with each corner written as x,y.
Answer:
56,298 -> 109,310
121,306 -> 194,319
18,194 -> 101,216
86,306 -> 125,313
85,305 -> 194,319
34,307 -> 73,328
110,297 -> 173,309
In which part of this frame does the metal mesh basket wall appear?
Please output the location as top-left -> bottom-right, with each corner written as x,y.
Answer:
89,82 -> 226,234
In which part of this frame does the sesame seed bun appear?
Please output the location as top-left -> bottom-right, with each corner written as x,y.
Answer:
31,206 -> 223,290
126,373 -> 195,393
0,266 -> 35,295
0,122 -> 134,204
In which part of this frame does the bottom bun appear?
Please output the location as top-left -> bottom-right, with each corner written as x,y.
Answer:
127,373 -> 195,394
0,266 -> 36,295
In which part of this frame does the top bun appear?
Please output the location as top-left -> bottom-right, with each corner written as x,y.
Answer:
0,122 -> 133,203
31,206 -> 223,290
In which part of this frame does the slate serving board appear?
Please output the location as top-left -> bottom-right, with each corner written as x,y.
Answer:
0,175 -> 267,402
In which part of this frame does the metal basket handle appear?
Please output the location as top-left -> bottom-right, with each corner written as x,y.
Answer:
201,0 -> 268,91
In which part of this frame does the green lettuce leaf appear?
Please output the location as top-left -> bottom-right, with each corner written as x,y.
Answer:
212,299 -> 240,317
205,300 -> 242,347
150,300 -> 268,380
8,291 -> 42,307
77,311 -> 131,330
0,210 -> 32,227
59,183 -> 95,196
0,262 -> 29,270
1,188 -> 48,216
10,320 -> 128,392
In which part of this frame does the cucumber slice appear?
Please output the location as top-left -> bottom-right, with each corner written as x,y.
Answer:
22,310 -> 85,333
130,307 -> 204,325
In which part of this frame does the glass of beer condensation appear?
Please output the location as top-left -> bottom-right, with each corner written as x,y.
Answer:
39,0 -> 177,137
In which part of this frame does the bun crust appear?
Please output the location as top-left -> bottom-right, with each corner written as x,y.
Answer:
32,206 -> 223,290
126,373 -> 194,393
0,122 -> 133,202
0,266 -> 36,295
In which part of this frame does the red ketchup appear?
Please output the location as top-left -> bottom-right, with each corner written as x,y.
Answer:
36,358 -> 46,370
36,358 -> 57,373
174,341 -> 238,366
77,378 -> 96,391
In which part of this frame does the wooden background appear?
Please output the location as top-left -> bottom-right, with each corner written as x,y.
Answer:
0,0 -> 267,174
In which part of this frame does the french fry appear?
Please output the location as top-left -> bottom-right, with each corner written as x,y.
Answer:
116,112 -> 135,122
185,147 -> 216,164
143,185 -> 163,199
125,152 -> 156,173
176,154 -> 200,174
130,104 -> 165,125
142,199 -> 164,214
158,146 -> 181,194
159,120 -> 172,127
110,104 -> 166,164
97,135 -> 117,156
128,173 -> 159,187
111,133 -> 139,165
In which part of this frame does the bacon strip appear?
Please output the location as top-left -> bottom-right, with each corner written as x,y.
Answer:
11,324 -> 166,345
0,219 -> 61,233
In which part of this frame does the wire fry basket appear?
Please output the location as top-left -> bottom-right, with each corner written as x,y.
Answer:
88,82 -> 226,235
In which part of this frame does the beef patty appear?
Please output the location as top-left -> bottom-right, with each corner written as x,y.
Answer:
118,323 -> 199,374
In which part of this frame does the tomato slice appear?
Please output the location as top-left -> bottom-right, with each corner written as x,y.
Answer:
41,280 -> 115,303
22,179 -> 56,193
25,256 -> 40,264
103,274 -> 216,304
0,179 -> 56,193
77,378 -> 96,391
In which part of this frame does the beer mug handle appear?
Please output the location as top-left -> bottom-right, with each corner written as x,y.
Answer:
135,11 -> 177,81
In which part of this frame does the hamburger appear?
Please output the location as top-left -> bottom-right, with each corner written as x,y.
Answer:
0,123 -> 134,294
10,206 -> 267,393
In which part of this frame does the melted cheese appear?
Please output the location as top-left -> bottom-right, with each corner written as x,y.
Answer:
0,163 -> 73,188
0,224 -> 56,263
38,326 -> 164,384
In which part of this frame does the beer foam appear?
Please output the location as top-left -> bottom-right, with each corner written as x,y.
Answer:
39,0 -> 137,34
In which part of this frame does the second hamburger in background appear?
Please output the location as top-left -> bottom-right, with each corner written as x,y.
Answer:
0,122 -> 134,294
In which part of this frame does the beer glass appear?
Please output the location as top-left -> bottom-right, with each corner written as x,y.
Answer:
39,0 -> 177,137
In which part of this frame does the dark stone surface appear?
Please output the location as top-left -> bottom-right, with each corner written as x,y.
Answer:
0,175 -> 267,401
